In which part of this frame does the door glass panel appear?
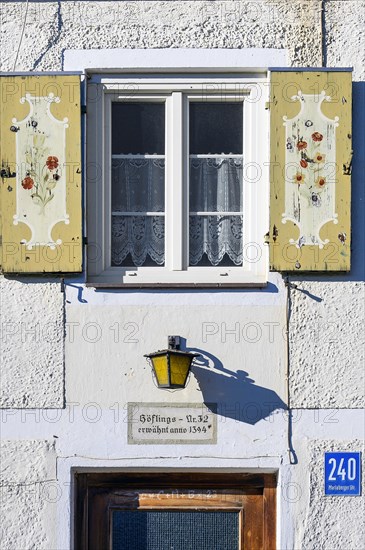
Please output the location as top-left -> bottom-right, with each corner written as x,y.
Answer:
112,510 -> 239,550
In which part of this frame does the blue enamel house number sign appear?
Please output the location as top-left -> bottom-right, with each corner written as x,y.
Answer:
324,452 -> 362,496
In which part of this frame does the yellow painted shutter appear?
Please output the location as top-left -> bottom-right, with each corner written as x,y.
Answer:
0,75 -> 82,273
269,70 -> 352,271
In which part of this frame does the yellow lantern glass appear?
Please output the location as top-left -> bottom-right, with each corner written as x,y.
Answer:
145,349 -> 199,389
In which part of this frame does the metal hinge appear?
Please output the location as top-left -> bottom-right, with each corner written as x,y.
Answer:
343,150 -> 353,175
1,166 -> 16,178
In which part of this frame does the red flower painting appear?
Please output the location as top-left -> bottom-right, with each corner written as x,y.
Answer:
46,156 -> 59,170
297,140 -> 307,151
21,176 -> 34,190
22,146 -> 61,211
312,132 -> 323,142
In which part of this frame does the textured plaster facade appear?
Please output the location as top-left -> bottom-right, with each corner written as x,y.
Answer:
289,280 -> 365,408
0,1 -> 324,70
302,439 -> 364,549
287,436 -> 365,550
0,1 -> 364,549
0,279 -> 64,408
0,440 -> 57,550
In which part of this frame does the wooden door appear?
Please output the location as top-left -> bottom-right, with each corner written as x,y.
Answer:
75,472 -> 276,550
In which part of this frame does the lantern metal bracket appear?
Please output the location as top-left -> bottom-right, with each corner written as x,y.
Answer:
168,335 -> 181,350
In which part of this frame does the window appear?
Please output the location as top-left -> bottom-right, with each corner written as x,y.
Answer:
87,73 -> 269,285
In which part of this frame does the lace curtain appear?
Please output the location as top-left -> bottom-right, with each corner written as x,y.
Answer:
189,158 -> 243,266
111,157 -> 243,268
111,158 -> 165,266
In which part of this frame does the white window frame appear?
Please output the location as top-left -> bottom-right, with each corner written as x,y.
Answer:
86,72 -> 270,286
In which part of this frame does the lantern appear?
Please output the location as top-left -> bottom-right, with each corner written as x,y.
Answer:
145,336 -> 199,389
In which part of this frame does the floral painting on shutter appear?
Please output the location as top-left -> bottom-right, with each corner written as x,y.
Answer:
269,70 -> 352,272
0,75 -> 82,273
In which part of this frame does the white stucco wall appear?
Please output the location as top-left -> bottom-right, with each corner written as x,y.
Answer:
284,432 -> 365,550
0,1 -> 324,71
289,280 -> 365,408
0,280 -> 64,408
65,294 -> 287,406
1,411 -> 364,549
0,439 -> 57,550
0,1 -> 364,549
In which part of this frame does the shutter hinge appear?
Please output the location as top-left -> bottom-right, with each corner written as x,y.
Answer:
264,226 -> 278,244
83,236 -> 88,245
81,105 -> 87,115
343,150 -> 353,175
1,166 -> 16,178
265,101 -> 271,110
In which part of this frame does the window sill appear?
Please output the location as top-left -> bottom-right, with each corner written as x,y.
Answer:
86,264 -> 268,288
87,265 -> 269,288
85,281 -> 267,289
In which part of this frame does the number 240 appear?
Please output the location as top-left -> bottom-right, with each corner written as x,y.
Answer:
328,457 -> 357,481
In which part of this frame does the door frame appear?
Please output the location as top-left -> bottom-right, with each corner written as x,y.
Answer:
75,471 -> 276,550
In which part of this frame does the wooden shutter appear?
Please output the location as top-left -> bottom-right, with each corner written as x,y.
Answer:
269,70 -> 352,271
0,75 -> 82,273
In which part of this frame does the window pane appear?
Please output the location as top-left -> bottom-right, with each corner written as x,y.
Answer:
112,510 -> 239,550
111,215 -> 165,267
189,102 -> 243,154
111,103 -> 165,267
189,103 -> 243,267
112,159 -> 165,213
190,158 -> 243,213
190,215 -> 243,266
112,103 -> 165,155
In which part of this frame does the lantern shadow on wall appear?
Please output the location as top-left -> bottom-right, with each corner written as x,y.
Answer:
144,336 -> 286,426
189,348 -> 287,426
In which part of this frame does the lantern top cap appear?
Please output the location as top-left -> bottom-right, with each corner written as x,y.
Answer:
144,349 -> 200,359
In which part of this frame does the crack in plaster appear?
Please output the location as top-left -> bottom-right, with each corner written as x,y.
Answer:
31,0 -> 63,71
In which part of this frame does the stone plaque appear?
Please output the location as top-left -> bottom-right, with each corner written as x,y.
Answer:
128,403 -> 217,445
